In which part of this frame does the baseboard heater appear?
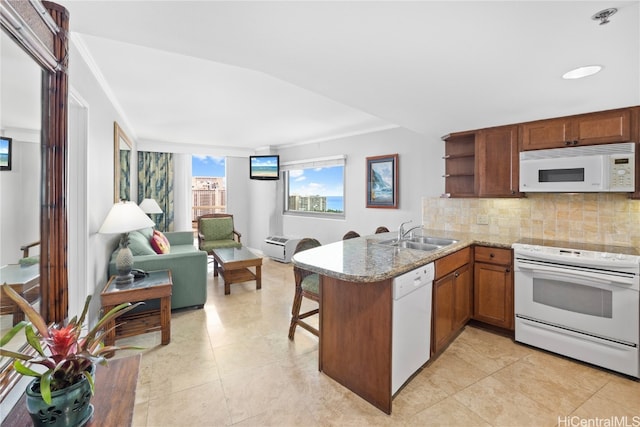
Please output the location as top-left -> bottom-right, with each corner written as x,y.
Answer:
262,236 -> 301,263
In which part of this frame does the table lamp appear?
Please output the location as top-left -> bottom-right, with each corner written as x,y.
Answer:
99,201 -> 155,285
139,198 -> 163,218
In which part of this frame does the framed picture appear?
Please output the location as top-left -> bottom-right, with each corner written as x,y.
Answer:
0,136 -> 12,171
366,153 -> 398,208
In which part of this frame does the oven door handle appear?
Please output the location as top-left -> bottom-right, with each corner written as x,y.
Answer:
517,261 -> 635,288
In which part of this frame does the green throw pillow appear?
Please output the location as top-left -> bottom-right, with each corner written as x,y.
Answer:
127,230 -> 156,256
138,227 -> 154,241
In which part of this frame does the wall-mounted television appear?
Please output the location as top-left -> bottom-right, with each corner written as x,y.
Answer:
250,155 -> 280,180
0,136 -> 12,171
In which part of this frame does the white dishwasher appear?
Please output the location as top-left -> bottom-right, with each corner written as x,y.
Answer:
392,263 -> 434,394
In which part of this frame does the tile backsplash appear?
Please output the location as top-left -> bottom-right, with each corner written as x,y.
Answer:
422,193 -> 640,248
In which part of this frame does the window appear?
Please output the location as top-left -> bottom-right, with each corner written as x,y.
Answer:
283,156 -> 345,217
192,155 -> 226,220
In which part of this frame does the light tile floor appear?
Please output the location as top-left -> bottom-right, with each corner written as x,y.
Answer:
115,257 -> 640,427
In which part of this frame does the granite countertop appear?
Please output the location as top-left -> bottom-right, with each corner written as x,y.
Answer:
293,229 -> 640,283
291,229 -> 517,283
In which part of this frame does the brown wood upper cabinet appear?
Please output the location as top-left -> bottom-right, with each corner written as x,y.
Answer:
521,108 -> 633,151
443,126 -> 521,198
477,125 -> 520,197
432,247 -> 472,356
473,246 -> 514,331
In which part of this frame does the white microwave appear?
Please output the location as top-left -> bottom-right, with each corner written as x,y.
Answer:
519,142 -> 636,193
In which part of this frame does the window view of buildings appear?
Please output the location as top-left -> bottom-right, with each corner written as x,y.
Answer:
285,165 -> 345,215
288,195 -> 328,212
192,156 -> 226,221
192,177 -> 226,220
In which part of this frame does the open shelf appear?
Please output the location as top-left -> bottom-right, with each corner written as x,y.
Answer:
443,132 -> 476,196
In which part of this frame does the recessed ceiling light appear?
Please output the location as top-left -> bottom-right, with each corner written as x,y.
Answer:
562,65 -> 603,80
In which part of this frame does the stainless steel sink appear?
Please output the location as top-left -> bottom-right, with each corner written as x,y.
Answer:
396,240 -> 441,251
407,236 -> 458,246
376,236 -> 458,251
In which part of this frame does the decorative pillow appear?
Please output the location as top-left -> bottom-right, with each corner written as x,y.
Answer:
138,227 -> 154,241
150,230 -> 170,254
127,230 -> 157,256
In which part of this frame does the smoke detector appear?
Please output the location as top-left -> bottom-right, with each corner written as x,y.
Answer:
591,8 -> 617,25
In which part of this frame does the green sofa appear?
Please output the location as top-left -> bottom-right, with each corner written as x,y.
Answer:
108,228 -> 207,310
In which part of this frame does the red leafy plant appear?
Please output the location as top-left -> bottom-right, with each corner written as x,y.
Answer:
0,284 -> 142,404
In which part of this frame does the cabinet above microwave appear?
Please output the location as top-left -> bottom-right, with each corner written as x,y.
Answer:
520,108 -> 632,151
441,105 -> 640,199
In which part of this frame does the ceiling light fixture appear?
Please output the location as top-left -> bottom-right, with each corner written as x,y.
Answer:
562,65 -> 603,80
591,8 -> 617,25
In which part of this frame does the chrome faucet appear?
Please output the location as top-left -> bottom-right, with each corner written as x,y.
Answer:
398,220 -> 412,241
402,225 -> 423,239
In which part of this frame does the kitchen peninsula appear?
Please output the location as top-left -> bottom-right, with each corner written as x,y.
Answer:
292,230 -> 514,414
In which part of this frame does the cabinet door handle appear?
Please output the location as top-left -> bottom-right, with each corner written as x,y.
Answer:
505,268 -> 511,273
565,141 -> 572,145
443,174 -> 451,178
573,140 -> 579,145
489,253 -> 495,258
454,271 -> 460,278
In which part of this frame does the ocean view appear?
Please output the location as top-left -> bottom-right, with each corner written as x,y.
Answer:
326,196 -> 344,211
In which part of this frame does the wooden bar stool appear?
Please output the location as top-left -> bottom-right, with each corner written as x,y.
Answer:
288,238 -> 321,340
342,230 -> 360,240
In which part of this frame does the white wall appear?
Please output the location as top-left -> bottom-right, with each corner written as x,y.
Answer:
68,41 -> 138,321
67,91 -> 90,319
226,156 -> 252,247
256,127 -> 444,245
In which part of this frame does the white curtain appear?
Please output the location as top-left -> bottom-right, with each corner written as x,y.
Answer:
280,154 -> 346,170
173,153 -> 193,232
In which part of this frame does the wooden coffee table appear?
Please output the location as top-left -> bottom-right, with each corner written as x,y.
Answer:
101,270 -> 172,345
211,247 -> 262,295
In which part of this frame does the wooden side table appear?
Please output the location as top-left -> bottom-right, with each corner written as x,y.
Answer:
101,270 -> 172,346
2,354 -> 141,427
0,264 -> 40,325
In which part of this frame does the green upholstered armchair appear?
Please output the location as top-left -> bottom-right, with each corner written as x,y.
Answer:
19,241 -> 40,266
197,214 -> 242,253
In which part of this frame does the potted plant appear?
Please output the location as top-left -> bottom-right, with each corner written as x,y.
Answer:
0,284 -> 142,426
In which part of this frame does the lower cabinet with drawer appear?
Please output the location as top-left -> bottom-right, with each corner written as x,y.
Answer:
473,246 -> 514,330
432,247 -> 472,356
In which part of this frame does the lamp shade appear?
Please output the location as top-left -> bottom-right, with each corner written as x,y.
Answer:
99,201 -> 155,234
139,198 -> 163,214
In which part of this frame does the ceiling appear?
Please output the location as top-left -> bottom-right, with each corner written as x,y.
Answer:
52,1 -> 640,153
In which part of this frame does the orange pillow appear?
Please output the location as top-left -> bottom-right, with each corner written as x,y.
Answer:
150,230 -> 170,254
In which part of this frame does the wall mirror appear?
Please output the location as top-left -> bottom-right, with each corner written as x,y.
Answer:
114,121 -> 132,202
0,1 -> 68,403
0,24 -> 43,378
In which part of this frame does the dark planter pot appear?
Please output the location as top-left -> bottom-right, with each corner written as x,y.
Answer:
25,368 -> 95,427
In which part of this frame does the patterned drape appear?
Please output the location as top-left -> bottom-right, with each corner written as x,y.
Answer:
119,149 -> 130,201
138,151 -> 174,231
